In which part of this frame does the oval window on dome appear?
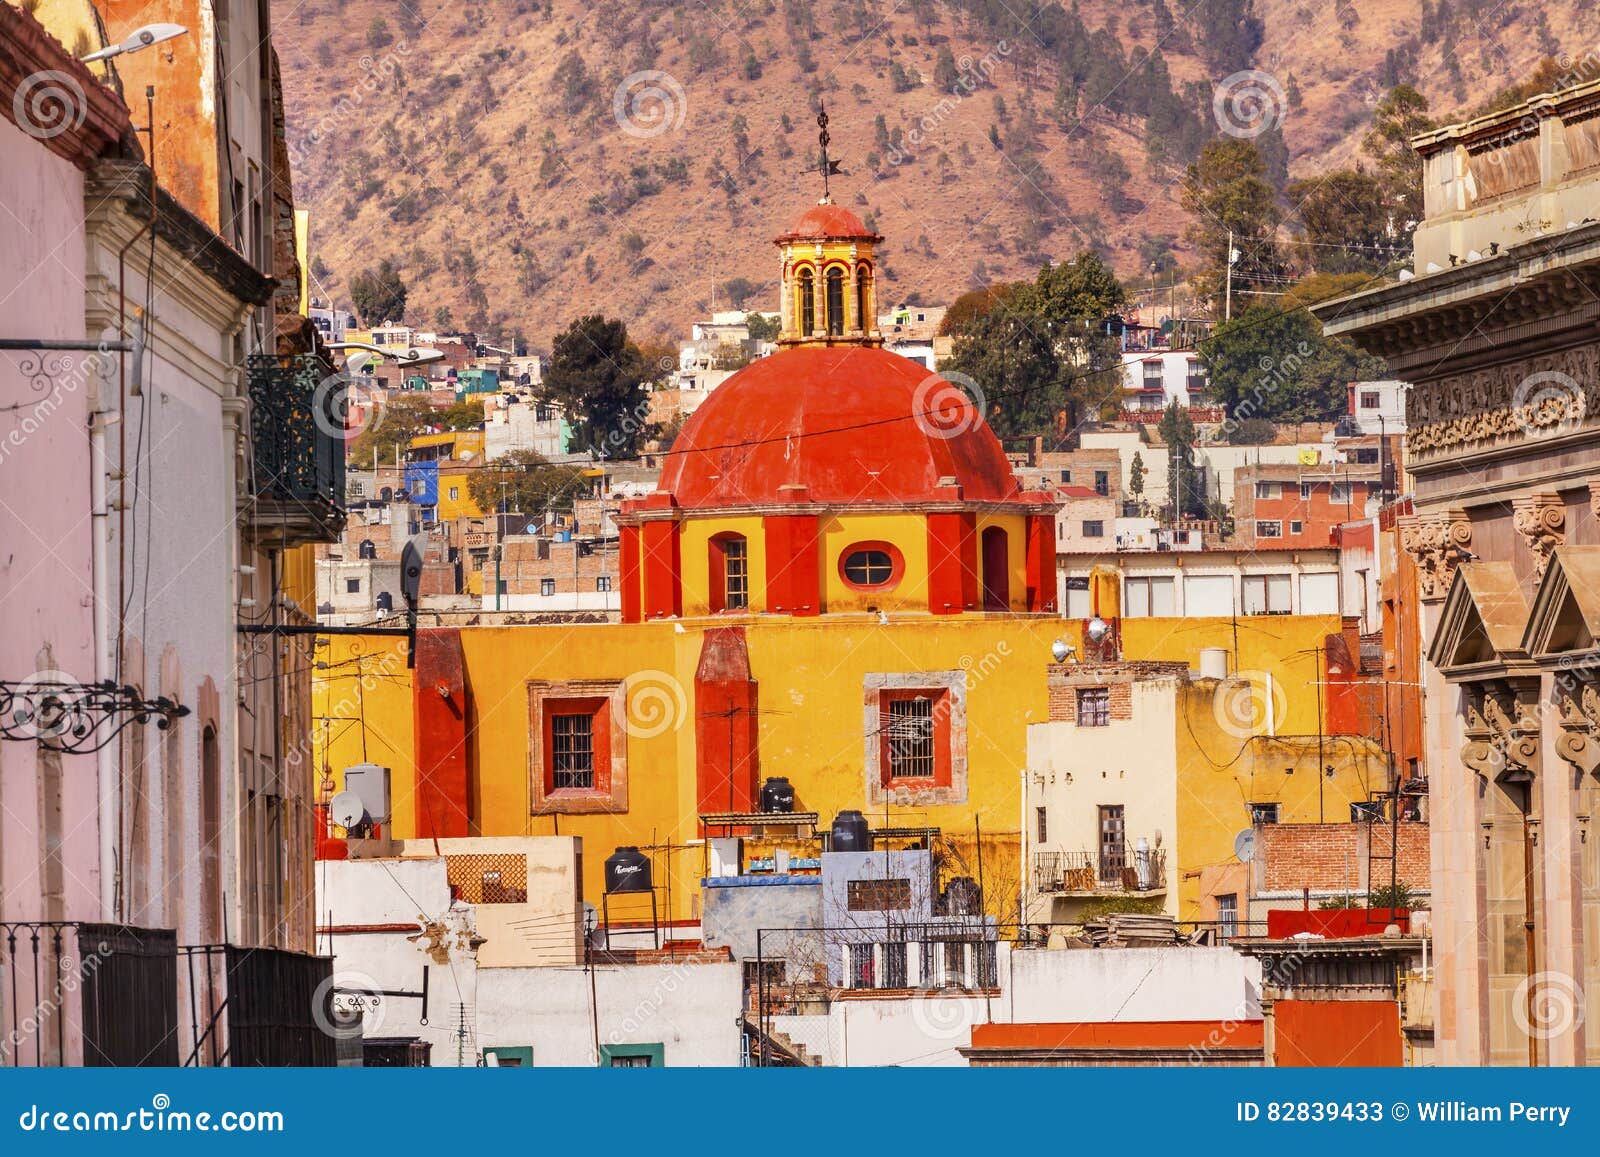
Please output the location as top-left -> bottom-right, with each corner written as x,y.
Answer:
840,543 -> 903,590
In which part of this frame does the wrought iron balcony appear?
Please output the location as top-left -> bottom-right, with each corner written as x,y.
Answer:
1033,846 -> 1167,896
246,354 -> 346,547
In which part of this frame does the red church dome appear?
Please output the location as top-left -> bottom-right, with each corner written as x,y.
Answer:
775,202 -> 882,243
657,345 -> 1022,509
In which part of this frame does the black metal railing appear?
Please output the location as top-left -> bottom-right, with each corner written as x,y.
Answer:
1033,847 -> 1168,894
246,354 -> 345,514
2,922 -> 178,1066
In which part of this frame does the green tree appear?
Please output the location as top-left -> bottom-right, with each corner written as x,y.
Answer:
348,259 -> 408,325
1288,169 -> 1391,273
1157,402 -> 1209,519
349,392 -> 436,465
933,46 -> 960,93
1200,304 -> 1386,426
1128,450 -> 1146,500
550,50 -> 597,117
468,450 -> 589,515
941,306 -> 1065,441
1180,138 -> 1284,310
438,398 -> 486,430
1363,84 -> 1433,226
540,314 -> 652,457
745,312 -> 780,343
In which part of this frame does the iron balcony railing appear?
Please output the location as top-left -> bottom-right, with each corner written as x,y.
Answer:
246,354 -> 346,544
1033,846 -> 1168,895
1,921 -> 179,1066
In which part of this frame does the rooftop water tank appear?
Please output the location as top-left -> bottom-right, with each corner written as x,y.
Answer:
830,810 -> 870,852
759,776 -> 796,814
604,846 -> 652,894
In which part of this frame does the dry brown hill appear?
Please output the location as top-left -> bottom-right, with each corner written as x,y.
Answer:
273,0 -> 1583,345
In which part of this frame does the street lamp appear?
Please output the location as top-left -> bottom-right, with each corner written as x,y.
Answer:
81,23 -> 188,64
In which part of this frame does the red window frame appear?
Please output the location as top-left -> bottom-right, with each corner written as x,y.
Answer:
540,696 -> 611,799
877,688 -> 952,789
839,541 -> 905,592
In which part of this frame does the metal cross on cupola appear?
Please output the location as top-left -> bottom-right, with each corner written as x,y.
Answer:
804,102 -> 844,202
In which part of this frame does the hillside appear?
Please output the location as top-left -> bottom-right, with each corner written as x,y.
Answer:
273,0 -> 1583,345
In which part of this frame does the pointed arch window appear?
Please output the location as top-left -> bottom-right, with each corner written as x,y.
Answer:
825,267 -> 846,336
798,268 -> 815,335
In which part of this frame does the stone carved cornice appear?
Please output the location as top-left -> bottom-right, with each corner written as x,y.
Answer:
1407,346 -> 1595,462
1399,507 -> 1472,601
1555,675 -> 1600,778
1512,492 -> 1566,581
1461,682 -> 1542,784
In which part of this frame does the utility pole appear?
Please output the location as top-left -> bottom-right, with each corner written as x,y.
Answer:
1224,229 -> 1234,322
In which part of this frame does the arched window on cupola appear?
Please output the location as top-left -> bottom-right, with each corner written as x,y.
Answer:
856,263 -> 873,332
709,532 -> 750,613
798,267 -> 815,335
825,266 -> 846,336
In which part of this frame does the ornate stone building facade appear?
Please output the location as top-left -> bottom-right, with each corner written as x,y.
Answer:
1320,79 -> 1600,1065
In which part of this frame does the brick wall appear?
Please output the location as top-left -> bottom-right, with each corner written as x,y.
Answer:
1045,662 -> 1189,722
1258,822 -> 1430,893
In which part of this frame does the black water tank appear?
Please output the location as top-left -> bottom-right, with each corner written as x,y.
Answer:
943,876 -> 982,916
830,810 -> 870,852
759,777 -> 796,814
604,846 -> 652,893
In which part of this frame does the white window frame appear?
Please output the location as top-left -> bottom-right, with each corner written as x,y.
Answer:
1255,520 -> 1283,539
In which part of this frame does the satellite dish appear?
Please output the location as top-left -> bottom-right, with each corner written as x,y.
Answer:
330,790 -> 367,832
1233,829 -> 1257,863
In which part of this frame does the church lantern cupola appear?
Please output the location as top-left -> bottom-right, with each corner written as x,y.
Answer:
775,106 -> 884,348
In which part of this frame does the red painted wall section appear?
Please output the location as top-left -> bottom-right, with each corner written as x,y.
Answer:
694,626 -> 760,813
641,520 -> 683,619
1266,908 -> 1410,938
926,512 -> 977,614
314,803 -> 349,860
763,514 -> 821,615
1025,513 -> 1055,611
1273,999 -> 1402,1066
620,524 -> 642,623
413,629 -> 471,839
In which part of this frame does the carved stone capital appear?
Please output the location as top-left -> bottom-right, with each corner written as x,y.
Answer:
1587,477 -> 1600,523
1400,507 -> 1472,601
1511,491 -> 1565,581
1462,682 -> 1543,783
1555,677 -> 1600,778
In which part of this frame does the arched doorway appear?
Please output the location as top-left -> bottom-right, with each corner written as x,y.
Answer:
981,526 -> 1010,611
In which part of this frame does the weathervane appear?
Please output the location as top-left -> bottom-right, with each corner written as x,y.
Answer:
804,101 -> 843,202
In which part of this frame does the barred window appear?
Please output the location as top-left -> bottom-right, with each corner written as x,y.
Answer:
886,697 -> 935,778
883,941 -> 908,989
551,713 -> 594,790
848,943 -> 875,989
1076,687 -> 1110,727
847,878 -> 912,912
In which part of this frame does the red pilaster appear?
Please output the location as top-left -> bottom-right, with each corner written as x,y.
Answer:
694,626 -> 760,813
413,628 -> 471,839
641,519 -> 682,619
620,523 -> 642,623
926,512 -> 977,614
763,513 -> 821,615
1025,513 -> 1056,611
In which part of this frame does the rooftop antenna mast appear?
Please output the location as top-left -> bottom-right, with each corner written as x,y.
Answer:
805,102 -> 843,203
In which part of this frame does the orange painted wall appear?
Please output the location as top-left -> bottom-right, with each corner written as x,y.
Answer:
1273,999 -> 1402,1066
970,1020 -> 1264,1051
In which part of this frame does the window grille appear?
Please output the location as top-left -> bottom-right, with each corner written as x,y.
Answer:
446,854 -> 528,904
551,713 -> 594,790
886,697 -> 935,778
1076,687 -> 1110,727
